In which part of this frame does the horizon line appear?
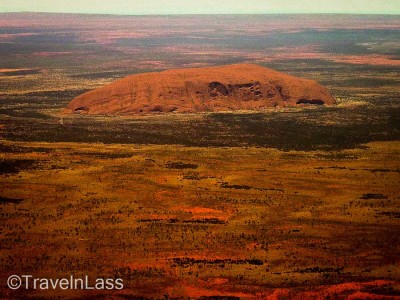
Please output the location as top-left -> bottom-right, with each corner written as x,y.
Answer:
1,11 -> 400,16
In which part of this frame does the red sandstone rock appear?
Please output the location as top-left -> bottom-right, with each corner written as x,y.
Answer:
65,64 -> 335,115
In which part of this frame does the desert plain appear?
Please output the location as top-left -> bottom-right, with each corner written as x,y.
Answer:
0,13 -> 400,299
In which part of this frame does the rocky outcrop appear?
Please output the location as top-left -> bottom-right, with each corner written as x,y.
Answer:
65,64 -> 335,115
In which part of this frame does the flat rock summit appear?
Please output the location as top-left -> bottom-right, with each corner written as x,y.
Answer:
65,64 -> 335,115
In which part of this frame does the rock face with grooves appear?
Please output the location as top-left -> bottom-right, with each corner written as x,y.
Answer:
65,64 -> 335,115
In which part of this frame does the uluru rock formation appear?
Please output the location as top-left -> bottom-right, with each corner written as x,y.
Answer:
65,64 -> 335,115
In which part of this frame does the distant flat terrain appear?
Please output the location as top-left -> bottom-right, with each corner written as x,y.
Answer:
0,14 -> 399,150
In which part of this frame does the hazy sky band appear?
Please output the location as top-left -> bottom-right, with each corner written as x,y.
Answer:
1,0 -> 400,15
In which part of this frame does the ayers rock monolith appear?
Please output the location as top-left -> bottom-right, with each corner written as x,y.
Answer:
65,64 -> 335,115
